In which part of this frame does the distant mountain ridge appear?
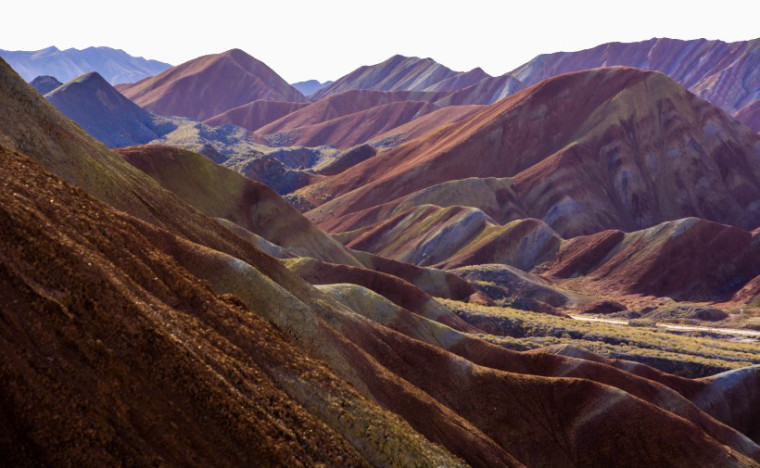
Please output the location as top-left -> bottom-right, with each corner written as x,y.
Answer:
0,46 -> 171,84
292,79 -> 333,96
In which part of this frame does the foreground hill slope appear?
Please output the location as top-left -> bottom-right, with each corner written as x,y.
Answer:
118,49 -> 306,121
300,67 -> 760,237
0,146 -> 376,467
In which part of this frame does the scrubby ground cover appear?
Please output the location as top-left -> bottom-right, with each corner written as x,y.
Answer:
442,299 -> 760,377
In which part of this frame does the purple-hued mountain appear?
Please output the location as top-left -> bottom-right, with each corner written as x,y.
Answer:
45,72 -> 161,148
312,54 -> 492,99
0,46 -> 171,85
509,37 -> 760,130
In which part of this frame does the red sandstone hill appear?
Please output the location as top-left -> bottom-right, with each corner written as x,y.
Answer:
312,54 -> 491,99
299,67 -> 760,238
117,49 -> 306,121
543,217 -> 760,303
255,88 -> 444,136
510,37 -> 760,131
3,57 -> 760,466
260,100 -> 440,149
370,104 -> 485,148
202,99 -> 309,132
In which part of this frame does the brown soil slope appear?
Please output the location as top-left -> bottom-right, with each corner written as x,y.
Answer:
300,67 -> 760,237
117,49 -> 306,120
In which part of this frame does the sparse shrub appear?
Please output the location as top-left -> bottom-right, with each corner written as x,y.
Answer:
629,319 -> 658,328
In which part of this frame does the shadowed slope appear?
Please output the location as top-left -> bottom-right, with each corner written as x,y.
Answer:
29,75 -> 62,94
45,72 -> 160,148
0,57 -> 513,467
118,49 -> 306,120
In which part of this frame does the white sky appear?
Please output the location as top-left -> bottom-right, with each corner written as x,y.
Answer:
4,0 -> 759,83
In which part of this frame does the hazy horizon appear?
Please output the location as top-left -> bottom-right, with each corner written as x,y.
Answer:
4,0 -> 759,83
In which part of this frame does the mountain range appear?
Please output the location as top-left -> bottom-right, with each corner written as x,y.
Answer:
4,36 -> 760,466
509,37 -> 760,131
0,45 -> 171,84
291,79 -> 333,96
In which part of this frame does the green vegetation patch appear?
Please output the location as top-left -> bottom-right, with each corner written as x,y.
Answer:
440,299 -> 760,376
